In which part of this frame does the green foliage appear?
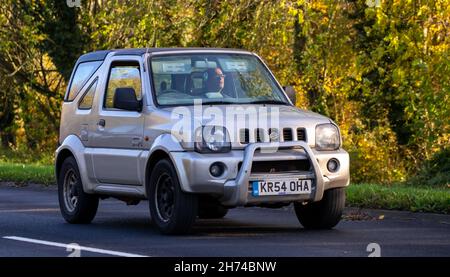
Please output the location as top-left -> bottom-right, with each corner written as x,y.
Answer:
0,147 -> 54,165
0,0 -> 67,151
347,124 -> 407,183
351,0 -> 450,159
290,0 -> 449,183
0,0 -> 448,185
407,147 -> 450,187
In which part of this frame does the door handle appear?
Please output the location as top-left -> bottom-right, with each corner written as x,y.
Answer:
131,137 -> 142,146
98,119 -> 106,127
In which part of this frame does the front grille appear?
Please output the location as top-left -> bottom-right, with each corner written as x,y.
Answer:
283,128 -> 293,141
239,127 -> 306,143
240,128 -> 249,144
255,128 -> 265,142
238,160 -> 311,174
268,128 -> 279,142
296,128 -> 306,141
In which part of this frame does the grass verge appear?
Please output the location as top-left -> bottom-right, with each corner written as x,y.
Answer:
0,162 -> 448,213
0,162 -> 54,185
347,183 -> 449,214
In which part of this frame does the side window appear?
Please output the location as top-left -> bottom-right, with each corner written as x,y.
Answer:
78,79 -> 98,110
104,62 -> 142,109
66,61 -> 102,101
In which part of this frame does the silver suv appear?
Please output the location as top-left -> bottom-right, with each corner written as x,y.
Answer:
56,48 -> 349,234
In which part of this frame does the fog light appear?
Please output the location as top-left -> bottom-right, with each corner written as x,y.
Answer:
210,162 -> 225,177
327,158 -> 340,173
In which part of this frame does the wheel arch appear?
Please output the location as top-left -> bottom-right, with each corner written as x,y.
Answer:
145,149 -> 172,194
55,148 -> 75,180
143,133 -> 189,197
55,135 -> 92,193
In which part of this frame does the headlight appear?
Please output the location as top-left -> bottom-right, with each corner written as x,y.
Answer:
315,123 -> 340,150
195,126 -> 231,153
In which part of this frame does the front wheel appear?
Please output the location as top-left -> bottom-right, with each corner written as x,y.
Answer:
58,156 -> 99,224
294,187 -> 345,229
148,159 -> 198,234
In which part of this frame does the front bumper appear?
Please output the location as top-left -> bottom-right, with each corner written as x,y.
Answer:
171,141 -> 349,207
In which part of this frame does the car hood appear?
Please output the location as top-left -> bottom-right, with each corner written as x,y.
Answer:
159,104 -> 331,147
163,104 -> 329,123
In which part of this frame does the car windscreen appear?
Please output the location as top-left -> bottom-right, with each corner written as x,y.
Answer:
150,53 -> 289,106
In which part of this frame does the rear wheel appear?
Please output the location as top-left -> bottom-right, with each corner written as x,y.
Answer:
148,159 -> 198,234
58,156 -> 99,224
294,188 -> 345,229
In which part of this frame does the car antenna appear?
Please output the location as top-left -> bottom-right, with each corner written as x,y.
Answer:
144,42 -> 151,72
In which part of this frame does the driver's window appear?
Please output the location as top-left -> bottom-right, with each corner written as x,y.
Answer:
104,62 -> 141,109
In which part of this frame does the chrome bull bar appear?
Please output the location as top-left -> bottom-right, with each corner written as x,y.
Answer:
221,141 -> 325,206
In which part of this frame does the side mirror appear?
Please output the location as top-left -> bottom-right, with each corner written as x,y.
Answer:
113,87 -> 142,112
283,86 -> 296,105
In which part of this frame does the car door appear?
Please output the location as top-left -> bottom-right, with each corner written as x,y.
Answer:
89,56 -> 145,185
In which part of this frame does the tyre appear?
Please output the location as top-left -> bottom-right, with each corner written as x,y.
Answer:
198,202 -> 228,219
58,156 -> 99,224
294,187 -> 345,229
148,159 -> 198,234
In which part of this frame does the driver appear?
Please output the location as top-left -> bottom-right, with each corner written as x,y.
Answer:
214,67 -> 225,91
206,67 -> 227,97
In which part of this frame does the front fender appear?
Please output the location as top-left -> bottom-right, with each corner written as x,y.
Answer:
143,133 -> 192,195
149,133 -> 185,154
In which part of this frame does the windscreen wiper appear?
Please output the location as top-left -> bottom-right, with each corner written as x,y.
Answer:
250,99 -> 290,105
202,100 -> 236,105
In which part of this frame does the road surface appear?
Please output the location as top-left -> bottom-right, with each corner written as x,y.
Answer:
0,183 -> 449,257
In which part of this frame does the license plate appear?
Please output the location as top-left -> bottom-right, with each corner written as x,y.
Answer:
251,178 -> 312,196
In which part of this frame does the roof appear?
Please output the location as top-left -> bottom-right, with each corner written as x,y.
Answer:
76,47 -> 250,64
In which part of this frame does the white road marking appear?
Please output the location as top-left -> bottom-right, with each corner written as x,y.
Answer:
3,236 -> 148,257
0,208 -> 60,213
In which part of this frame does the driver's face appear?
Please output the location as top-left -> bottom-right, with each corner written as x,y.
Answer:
215,68 -> 225,89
